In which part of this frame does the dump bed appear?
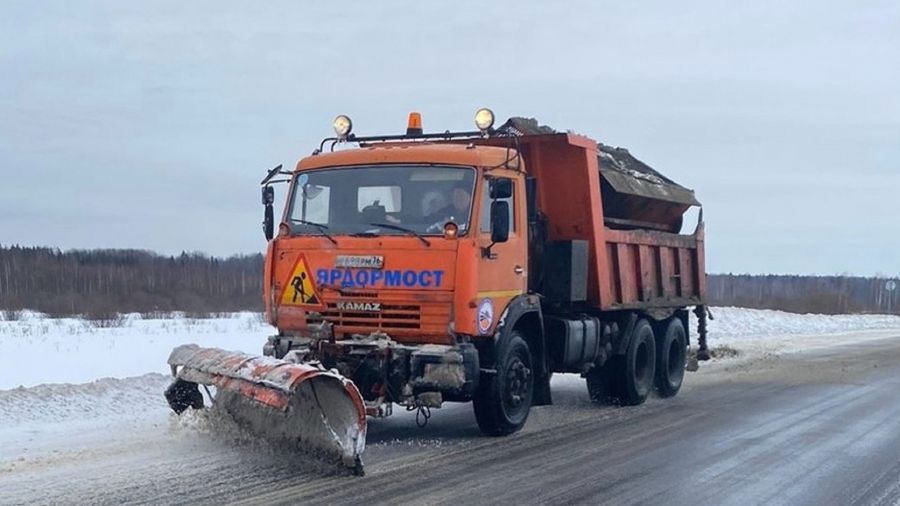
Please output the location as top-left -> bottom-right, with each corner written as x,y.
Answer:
488,118 -> 705,311
603,226 -> 705,310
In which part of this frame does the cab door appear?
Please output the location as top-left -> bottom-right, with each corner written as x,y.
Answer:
474,173 -> 527,336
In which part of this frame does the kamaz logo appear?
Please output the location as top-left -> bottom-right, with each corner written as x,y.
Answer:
336,301 -> 382,312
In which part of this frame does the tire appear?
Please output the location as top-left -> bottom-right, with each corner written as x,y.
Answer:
473,332 -> 534,436
655,317 -> 687,398
619,318 -> 656,406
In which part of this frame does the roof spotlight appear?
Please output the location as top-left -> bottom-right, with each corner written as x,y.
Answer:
474,108 -> 495,132
333,114 -> 353,139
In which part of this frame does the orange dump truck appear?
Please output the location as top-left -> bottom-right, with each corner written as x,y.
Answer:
165,110 -> 708,473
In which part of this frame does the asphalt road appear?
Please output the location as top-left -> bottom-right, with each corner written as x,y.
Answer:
5,334 -> 900,506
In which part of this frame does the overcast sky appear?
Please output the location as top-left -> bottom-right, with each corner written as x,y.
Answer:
1,1 -> 898,276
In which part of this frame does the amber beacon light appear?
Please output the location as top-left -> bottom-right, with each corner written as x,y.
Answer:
406,112 -> 423,135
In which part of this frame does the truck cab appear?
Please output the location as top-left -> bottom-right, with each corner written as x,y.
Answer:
260,110 -> 707,436
266,143 -> 526,343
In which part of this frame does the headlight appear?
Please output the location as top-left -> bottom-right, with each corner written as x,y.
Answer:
333,115 -> 353,139
474,108 -> 495,132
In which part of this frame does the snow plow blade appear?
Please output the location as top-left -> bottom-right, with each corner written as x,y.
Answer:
164,344 -> 366,473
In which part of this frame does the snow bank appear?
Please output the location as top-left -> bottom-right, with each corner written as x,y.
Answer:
0,373 -> 171,427
1,308 -> 898,391
697,306 -> 900,344
0,312 -> 271,390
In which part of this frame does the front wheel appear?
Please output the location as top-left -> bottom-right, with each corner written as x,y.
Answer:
473,332 -> 533,436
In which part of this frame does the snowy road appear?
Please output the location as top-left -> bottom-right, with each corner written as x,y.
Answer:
3,328 -> 900,505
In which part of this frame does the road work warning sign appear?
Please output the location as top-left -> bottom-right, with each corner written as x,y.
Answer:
281,254 -> 322,306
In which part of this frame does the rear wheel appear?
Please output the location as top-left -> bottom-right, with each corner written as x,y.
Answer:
619,318 -> 656,406
655,318 -> 687,398
473,332 -> 534,436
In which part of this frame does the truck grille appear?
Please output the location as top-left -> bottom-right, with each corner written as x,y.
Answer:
306,302 -> 421,330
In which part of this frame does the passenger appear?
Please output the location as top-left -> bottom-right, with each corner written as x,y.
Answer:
421,191 -> 448,220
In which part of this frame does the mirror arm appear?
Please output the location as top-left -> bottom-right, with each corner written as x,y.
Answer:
263,204 -> 274,241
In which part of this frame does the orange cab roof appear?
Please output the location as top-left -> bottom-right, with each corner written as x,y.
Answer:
296,143 -> 515,171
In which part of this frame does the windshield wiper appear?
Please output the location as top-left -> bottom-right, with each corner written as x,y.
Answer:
368,222 -> 431,247
290,219 -> 338,245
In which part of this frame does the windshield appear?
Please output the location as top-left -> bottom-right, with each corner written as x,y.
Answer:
287,164 -> 476,236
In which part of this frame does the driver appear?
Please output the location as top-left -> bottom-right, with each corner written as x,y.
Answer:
425,181 -> 471,231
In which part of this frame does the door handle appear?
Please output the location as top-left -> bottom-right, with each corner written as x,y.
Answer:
514,265 -> 524,275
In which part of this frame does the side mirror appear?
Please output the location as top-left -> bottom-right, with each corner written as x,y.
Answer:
489,178 -> 513,199
490,200 -> 510,243
262,186 -> 275,241
262,185 -> 274,205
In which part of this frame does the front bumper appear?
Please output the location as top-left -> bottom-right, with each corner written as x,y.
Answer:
264,332 -> 480,408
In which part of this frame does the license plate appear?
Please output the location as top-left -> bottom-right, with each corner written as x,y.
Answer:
335,255 -> 384,269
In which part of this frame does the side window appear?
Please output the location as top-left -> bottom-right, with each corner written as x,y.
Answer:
300,184 -> 330,223
358,186 -> 401,212
480,180 -> 515,233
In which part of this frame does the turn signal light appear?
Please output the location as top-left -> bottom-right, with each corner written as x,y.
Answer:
443,221 -> 459,239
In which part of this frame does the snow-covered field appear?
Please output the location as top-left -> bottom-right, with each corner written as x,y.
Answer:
1,307 -> 899,499
693,307 -> 900,357
2,307 -> 899,390
0,306 -> 897,438
698,306 -> 900,343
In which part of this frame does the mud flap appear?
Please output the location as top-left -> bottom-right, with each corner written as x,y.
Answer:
165,344 -> 367,471
532,373 -> 553,406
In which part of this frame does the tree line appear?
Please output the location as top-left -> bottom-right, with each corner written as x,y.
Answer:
707,273 -> 899,315
0,245 -> 263,318
0,245 -> 897,318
